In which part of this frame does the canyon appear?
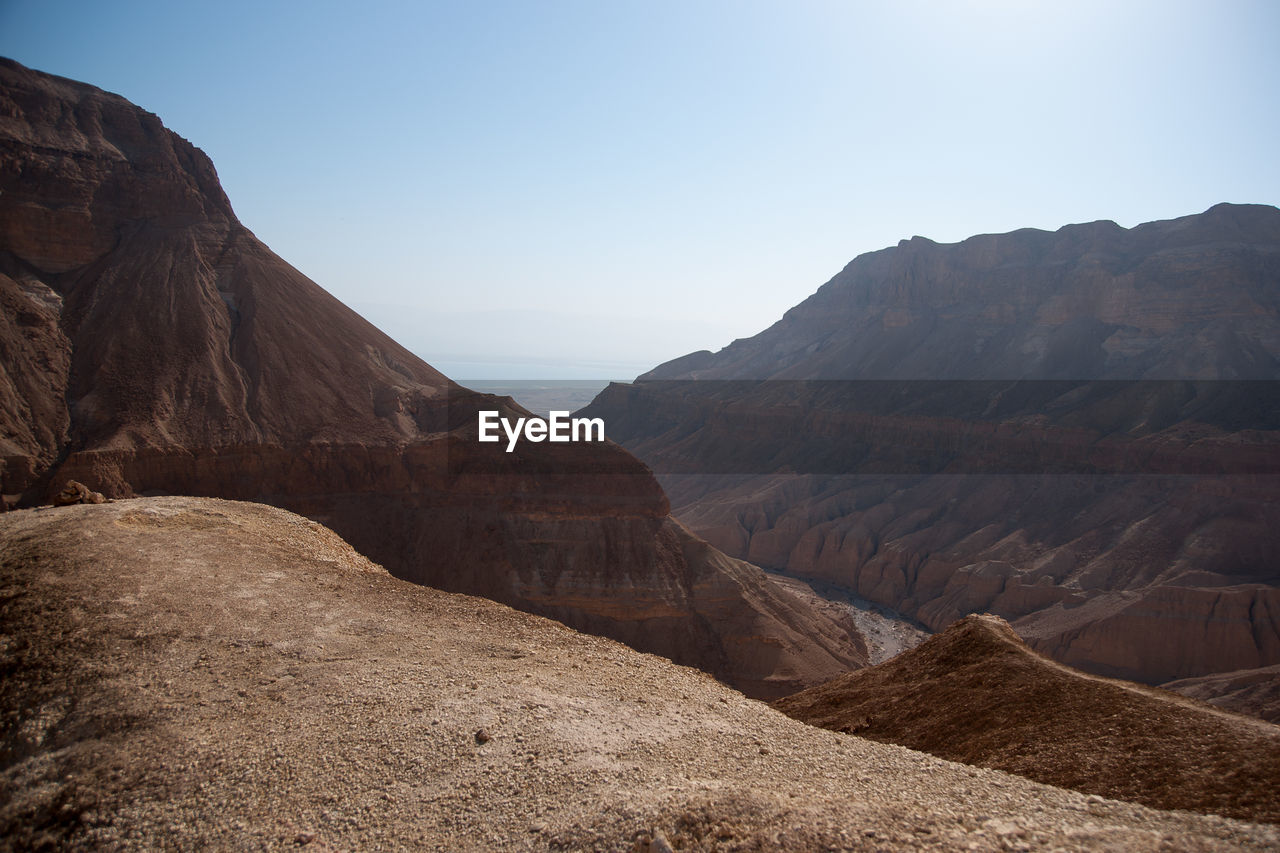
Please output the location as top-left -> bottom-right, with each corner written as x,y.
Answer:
581,204 -> 1280,704
4,54 -> 1280,848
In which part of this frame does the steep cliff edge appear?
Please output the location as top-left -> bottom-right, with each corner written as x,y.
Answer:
0,58 -> 866,697
582,206 -> 1280,690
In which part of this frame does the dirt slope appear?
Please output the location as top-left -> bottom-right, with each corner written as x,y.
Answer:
2,498 -> 1276,851
773,614 -> 1280,824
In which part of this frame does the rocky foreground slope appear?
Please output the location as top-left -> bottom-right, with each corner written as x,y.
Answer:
2,498 -> 1277,851
774,614 -> 1280,825
0,57 -> 865,697
581,205 -> 1280,694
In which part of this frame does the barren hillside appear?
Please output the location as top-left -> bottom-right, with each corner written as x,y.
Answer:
774,614 -> 1280,824
2,498 -> 1276,850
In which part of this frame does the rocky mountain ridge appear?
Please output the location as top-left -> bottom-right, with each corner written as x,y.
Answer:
644,202 -> 1280,381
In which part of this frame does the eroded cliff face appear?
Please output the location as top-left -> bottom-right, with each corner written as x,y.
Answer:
0,58 -> 866,696
650,468 -> 1280,686
0,271 -> 70,492
582,206 -> 1280,689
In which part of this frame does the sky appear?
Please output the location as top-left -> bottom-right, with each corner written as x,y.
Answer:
2,0 -> 1278,378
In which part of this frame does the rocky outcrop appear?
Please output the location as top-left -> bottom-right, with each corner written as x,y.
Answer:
583,206 -> 1280,688
51,479 -> 104,505
774,614 -> 1280,824
0,58 -> 866,697
0,271 -> 70,498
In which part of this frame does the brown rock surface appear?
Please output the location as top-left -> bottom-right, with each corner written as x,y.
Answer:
50,479 -> 104,506
582,206 -> 1280,691
3,497 -> 1277,850
0,270 -> 69,497
773,614 -> 1280,825
0,57 -> 865,697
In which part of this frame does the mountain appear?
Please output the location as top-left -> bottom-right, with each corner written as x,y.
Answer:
640,203 -> 1280,382
773,614 -> 1280,824
581,205 -> 1280,695
0,57 -> 866,698
4,498 -> 1276,850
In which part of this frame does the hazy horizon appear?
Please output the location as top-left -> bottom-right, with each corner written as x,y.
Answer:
2,0 -> 1277,378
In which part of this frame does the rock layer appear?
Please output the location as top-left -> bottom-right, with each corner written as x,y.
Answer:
0,58 -> 866,697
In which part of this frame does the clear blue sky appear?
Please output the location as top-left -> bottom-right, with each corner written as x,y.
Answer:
3,0 -> 1278,378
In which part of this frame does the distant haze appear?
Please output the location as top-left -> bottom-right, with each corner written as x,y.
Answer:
350,303 -> 737,380
2,1 -> 1277,377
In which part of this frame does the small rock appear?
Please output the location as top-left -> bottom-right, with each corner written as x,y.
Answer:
649,829 -> 675,853
294,831 -> 316,845
475,728 -> 491,744
52,480 -> 107,506
985,819 -> 1024,838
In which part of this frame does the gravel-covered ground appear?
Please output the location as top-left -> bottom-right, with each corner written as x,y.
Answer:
2,497 -> 1277,851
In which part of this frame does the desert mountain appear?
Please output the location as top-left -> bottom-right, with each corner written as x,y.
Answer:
640,203 -> 1280,382
773,614 -> 1280,825
0,57 -> 866,698
581,207 -> 1280,696
3,498 -> 1277,850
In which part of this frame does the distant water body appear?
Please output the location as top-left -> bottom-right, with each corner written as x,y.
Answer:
460,379 -> 618,417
